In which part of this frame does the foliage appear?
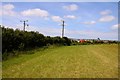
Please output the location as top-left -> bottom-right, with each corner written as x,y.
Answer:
1,25 -> 72,60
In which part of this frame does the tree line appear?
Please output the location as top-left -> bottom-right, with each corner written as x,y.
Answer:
1,25 -> 71,55
1,25 -> 119,60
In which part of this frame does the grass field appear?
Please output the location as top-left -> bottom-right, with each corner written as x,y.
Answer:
2,44 -> 118,78
0,62 -> 1,79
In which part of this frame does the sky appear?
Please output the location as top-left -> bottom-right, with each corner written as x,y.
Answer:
1,0 -> 120,2
0,2 -> 119,40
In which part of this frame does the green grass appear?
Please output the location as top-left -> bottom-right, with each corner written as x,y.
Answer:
0,62 -> 2,79
2,44 -> 118,78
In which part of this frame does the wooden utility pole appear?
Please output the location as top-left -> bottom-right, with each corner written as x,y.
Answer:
61,20 -> 65,38
20,20 -> 29,31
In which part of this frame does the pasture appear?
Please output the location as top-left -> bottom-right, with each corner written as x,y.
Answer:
2,44 -> 118,78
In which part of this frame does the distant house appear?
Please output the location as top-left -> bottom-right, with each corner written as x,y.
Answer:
103,40 -> 109,43
79,39 -> 86,43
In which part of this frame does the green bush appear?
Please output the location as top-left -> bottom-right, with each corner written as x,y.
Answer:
1,25 -> 72,60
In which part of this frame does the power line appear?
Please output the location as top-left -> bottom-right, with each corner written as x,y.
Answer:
20,20 -> 29,31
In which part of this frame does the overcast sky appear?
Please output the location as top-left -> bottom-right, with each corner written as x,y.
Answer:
0,2 -> 119,40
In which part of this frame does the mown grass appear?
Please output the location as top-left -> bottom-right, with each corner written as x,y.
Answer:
2,44 -> 118,78
0,62 -> 2,79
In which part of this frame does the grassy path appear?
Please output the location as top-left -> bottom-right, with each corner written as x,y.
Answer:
2,44 -> 118,78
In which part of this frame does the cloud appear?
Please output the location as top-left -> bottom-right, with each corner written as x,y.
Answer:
63,4 -> 78,11
64,15 -> 76,19
19,25 -> 118,40
16,24 -> 25,30
3,23 -> 117,40
3,4 -> 14,10
0,6 -> 1,16
2,4 -> 16,16
65,29 -> 117,40
21,8 -> 49,17
100,10 -> 111,15
111,24 -> 120,30
99,15 -> 115,22
51,16 -> 63,22
26,25 -> 62,37
81,21 -> 96,25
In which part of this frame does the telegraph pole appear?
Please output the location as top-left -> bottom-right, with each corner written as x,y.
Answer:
20,20 -> 29,31
61,20 -> 65,38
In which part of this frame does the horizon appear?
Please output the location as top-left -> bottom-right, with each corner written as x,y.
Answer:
0,2 -> 119,40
